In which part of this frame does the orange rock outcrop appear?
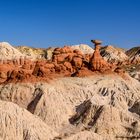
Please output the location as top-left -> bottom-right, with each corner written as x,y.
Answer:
0,40 -> 124,84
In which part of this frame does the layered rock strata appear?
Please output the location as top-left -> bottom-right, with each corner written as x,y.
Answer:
0,40 -> 125,84
0,75 -> 140,139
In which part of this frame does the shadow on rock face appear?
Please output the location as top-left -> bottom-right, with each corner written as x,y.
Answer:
69,100 -> 92,125
129,101 -> 140,116
27,88 -> 43,114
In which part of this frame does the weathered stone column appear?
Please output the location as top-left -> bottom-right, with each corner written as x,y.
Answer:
90,40 -> 112,72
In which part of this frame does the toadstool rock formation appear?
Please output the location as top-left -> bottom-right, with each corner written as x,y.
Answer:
90,40 -> 114,72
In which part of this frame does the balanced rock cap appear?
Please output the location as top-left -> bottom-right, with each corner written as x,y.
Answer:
91,40 -> 102,45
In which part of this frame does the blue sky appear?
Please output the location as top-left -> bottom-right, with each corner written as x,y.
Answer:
0,0 -> 140,49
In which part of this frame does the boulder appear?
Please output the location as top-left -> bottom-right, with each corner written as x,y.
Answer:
60,46 -> 73,53
64,62 -> 73,72
53,54 -> 68,63
44,63 -> 55,69
72,56 -> 83,68
73,49 -> 83,56
0,72 -> 7,79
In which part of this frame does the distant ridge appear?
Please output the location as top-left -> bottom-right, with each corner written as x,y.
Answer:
126,46 -> 140,63
100,45 -> 128,62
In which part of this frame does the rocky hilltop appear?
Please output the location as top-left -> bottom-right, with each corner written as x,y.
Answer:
126,46 -> 140,64
100,45 -> 128,63
0,40 -> 140,140
0,40 -> 124,84
0,42 -> 25,60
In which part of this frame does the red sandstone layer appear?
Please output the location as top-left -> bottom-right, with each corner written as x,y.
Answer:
0,40 -> 126,84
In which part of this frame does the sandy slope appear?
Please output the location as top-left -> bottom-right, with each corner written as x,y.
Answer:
0,74 -> 140,139
0,100 -> 57,140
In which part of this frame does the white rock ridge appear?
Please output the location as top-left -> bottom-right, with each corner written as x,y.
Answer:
71,44 -> 94,54
100,45 -> 128,63
0,42 -> 25,60
126,47 -> 140,63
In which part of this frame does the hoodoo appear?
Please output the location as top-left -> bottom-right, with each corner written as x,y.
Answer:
90,40 -> 114,72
